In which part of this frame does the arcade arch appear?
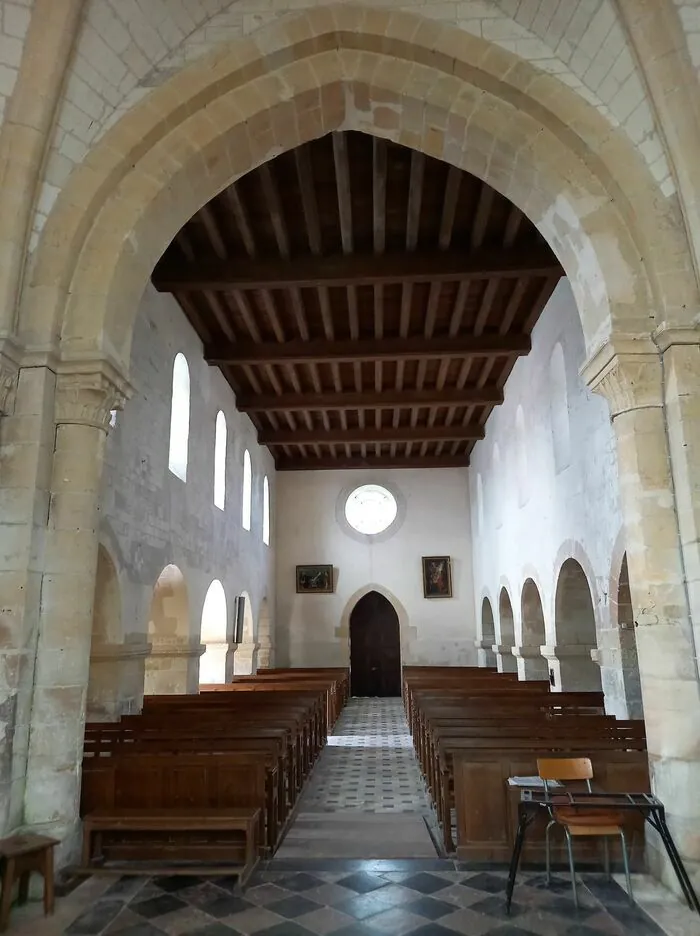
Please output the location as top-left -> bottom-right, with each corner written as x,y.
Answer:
199,579 -> 228,685
87,545 -> 123,721
552,558 -> 602,692
516,579 -> 548,681
479,597 -> 497,669
496,588 -> 517,674
144,564 -> 192,696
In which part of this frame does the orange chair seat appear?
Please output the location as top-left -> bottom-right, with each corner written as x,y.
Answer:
553,806 -> 626,836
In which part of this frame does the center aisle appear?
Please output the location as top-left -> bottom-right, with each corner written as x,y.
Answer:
276,697 -> 440,858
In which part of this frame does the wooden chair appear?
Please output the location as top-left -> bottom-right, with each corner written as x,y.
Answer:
537,757 -> 633,909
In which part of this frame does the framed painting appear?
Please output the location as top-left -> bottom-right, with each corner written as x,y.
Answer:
296,564 -> 334,594
422,556 -> 453,599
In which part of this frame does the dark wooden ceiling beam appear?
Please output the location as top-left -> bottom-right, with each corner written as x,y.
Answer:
261,423 -> 484,446
207,333 -> 530,365
153,245 -> 561,292
236,386 -> 504,413
276,454 -> 470,471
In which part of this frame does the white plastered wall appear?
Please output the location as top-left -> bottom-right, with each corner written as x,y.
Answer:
275,467 -> 476,668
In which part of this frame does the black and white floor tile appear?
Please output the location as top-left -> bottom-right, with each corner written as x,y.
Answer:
13,700 -> 686,934
59,862 -> 667,935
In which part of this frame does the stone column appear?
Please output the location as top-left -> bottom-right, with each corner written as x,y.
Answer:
87,640 -> 152,721
584,337 -> 700,890
22,365 -> 129,863
541,644 -> 602,692
591,636 -> 643,719
491,643 -> 517,673
474,639 -> 497,668
233,642 -> 259,676
512,645 -> 548,681
145,636 -> 205,695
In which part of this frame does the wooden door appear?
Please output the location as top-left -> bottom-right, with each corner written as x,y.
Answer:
349,591 -> 401,697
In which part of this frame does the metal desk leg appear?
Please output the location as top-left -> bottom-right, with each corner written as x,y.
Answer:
652,814 -> 700,914
506,810 -> 530,914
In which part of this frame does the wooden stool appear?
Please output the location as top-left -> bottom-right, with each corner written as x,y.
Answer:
0,834 -> 58,932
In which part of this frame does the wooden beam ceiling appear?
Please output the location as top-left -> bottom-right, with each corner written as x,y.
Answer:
206,335 -> 531,366
260,423 -> 485,446
154,131 -> 564,470
235,386 -> 504,413
153,245 -> 559,292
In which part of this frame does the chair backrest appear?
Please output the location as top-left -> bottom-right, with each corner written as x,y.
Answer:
537,757 -> 593,792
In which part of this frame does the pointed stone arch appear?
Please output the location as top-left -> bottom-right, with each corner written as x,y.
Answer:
24,5 -> 696,374
337,583 -> 417,664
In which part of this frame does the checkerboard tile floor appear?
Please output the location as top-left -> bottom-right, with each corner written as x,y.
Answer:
296,698 -> 430,814
32,699 -> 675,935
60,863 -> 668,934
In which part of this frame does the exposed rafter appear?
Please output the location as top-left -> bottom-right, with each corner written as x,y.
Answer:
277,455 -> 471,471
260,424 -> 484,446
156,131 -> 564,471
153,246 -> 561,292
207,334 -> 531,366
236,386 -> 504,413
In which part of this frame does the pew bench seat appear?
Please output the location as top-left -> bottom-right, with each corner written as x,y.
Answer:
81,808 -> 261,887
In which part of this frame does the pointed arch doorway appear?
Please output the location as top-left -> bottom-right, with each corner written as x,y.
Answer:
349,591 -> 401,697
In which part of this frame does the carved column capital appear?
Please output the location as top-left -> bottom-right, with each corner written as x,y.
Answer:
54,360 -> 133,431
581,337 -> 662,417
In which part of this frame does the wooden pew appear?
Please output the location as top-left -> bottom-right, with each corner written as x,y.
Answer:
81,673 -> 343,878
404,667 -> 649,860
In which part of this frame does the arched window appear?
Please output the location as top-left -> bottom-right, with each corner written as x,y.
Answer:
263,475 -> 270,546
168,353 -> 190,481
214,411 -> 226,509
242,449 -> 252,531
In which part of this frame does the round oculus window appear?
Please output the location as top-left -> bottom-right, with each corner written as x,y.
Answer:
344,484 -> 398,535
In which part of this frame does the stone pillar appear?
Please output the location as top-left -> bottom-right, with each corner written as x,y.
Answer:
145,636 -> 205,695
512,645 -> 548,681
584,337 -> 700,891
541,644 -> 601,692
474,639 -> 497,668
257,632 -> 274,669
0,341 -> 42,836
491,644 -> 517,674
22,365 -> 129,862
591,636 -> 643,720
87,640 -> 151,721
233,642 -> 259,676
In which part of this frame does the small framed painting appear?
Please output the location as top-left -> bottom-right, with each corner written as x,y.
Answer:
422,556 -> 453,599
296,564 -> 334,594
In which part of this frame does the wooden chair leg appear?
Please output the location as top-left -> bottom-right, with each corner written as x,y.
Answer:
17,872 -> 29,906
0,858 -> 16,934
43,848 -> 55,916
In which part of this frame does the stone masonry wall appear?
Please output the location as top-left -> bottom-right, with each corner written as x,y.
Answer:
469,280 -> 641,717
25,0 -> 675,250
92,283 -> 276,713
